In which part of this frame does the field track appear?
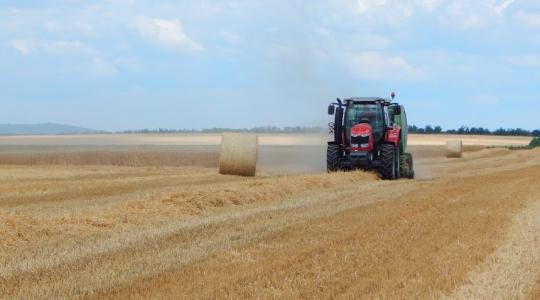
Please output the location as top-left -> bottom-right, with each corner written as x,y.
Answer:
0,137 -> 539,298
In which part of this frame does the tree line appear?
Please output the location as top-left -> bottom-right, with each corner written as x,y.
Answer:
409,125 -> 540,137
117,126 -> 326,134
118,125 -> 539,136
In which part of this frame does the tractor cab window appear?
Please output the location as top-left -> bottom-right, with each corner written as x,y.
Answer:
345,103 -> 384,142
383,106 -> 391,127
389,105 -> 402,128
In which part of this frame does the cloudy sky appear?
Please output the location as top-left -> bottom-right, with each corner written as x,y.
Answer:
1,0 -> 539,130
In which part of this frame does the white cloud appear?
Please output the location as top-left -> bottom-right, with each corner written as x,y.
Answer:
494,0 -> 516,15
44,20 -> 59,31
10,39 -> 32,55
354,0 -> 387,15
74,22 -> 96,35
9,38 -> 117,77
114,56 -> 142,71
314,26 -> 331,37
350,0 -> 443,17
90,57 -> 118,76
505,54 -> 540,67
45,40 -> 92,54
339,0 -> 520,29
416,0 -> 443,12
135,17 -> 203,51
446,2 -> 483,29
10,39 -> 97,56
515,11 -> 540,27
344,0 -> 423,25
219,29 -> 241,44
349,51 -> 424,80
361,34 -> 392,48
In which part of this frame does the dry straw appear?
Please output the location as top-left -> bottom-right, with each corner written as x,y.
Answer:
0,151 -> 219,167
446,140 -> 463,158
219,132 -> 258,176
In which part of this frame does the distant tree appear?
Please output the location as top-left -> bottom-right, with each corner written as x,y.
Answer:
493,128 -> 506,136
408,125 -> 418,133
408,125 -> 443,134
457,126 -> 468,134
469,127 -> 489,135
492,128 -> 531,136
532,130 -> 540,137
514,128 -> 531,136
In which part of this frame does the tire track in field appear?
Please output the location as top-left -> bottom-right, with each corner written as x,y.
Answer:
531,281 -> 540,299
448,197 -> 540,300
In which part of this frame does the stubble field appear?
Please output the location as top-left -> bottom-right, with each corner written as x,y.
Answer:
0,134 -> 539,299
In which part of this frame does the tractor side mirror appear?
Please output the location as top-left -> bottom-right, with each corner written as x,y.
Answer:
328,105 -> 335,115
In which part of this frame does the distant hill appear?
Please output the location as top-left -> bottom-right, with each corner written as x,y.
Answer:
0,123 -> 105,135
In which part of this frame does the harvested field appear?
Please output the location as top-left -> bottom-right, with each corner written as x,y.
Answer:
0,134 -> 539,299
0,149 -> 219,167
0,133 -> 532,147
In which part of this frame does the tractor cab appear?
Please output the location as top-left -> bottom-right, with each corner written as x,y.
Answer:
344,98 -> 390,146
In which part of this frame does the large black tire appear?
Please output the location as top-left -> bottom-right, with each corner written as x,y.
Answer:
406,153 -> 415,179
395,145 -> 401,180
327,144 -> 341,172
379,144 -> 397,180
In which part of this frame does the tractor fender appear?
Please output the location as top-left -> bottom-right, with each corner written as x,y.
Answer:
385,127 -> 401,146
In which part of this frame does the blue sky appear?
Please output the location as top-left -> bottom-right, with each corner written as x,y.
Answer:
0,0 -> 539,131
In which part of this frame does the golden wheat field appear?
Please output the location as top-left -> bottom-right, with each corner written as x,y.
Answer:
0,134 -> 539,299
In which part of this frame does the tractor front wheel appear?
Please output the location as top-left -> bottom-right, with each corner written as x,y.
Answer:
395,145 -> 401,179
379,144 -> 397,180
327,144 -> 341,172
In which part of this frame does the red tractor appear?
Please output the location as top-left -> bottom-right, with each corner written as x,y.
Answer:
327,95 -> 414,180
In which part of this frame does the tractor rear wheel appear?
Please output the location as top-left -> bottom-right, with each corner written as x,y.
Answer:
379,144 -> 397,180
327,144 -> 341,172
405,153 -> 415,179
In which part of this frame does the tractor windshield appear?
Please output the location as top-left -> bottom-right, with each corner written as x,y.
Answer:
345,103 -> 384,142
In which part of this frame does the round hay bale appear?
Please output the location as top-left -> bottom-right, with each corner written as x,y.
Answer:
219,132 -> 258,176
446,140 -> 463,158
